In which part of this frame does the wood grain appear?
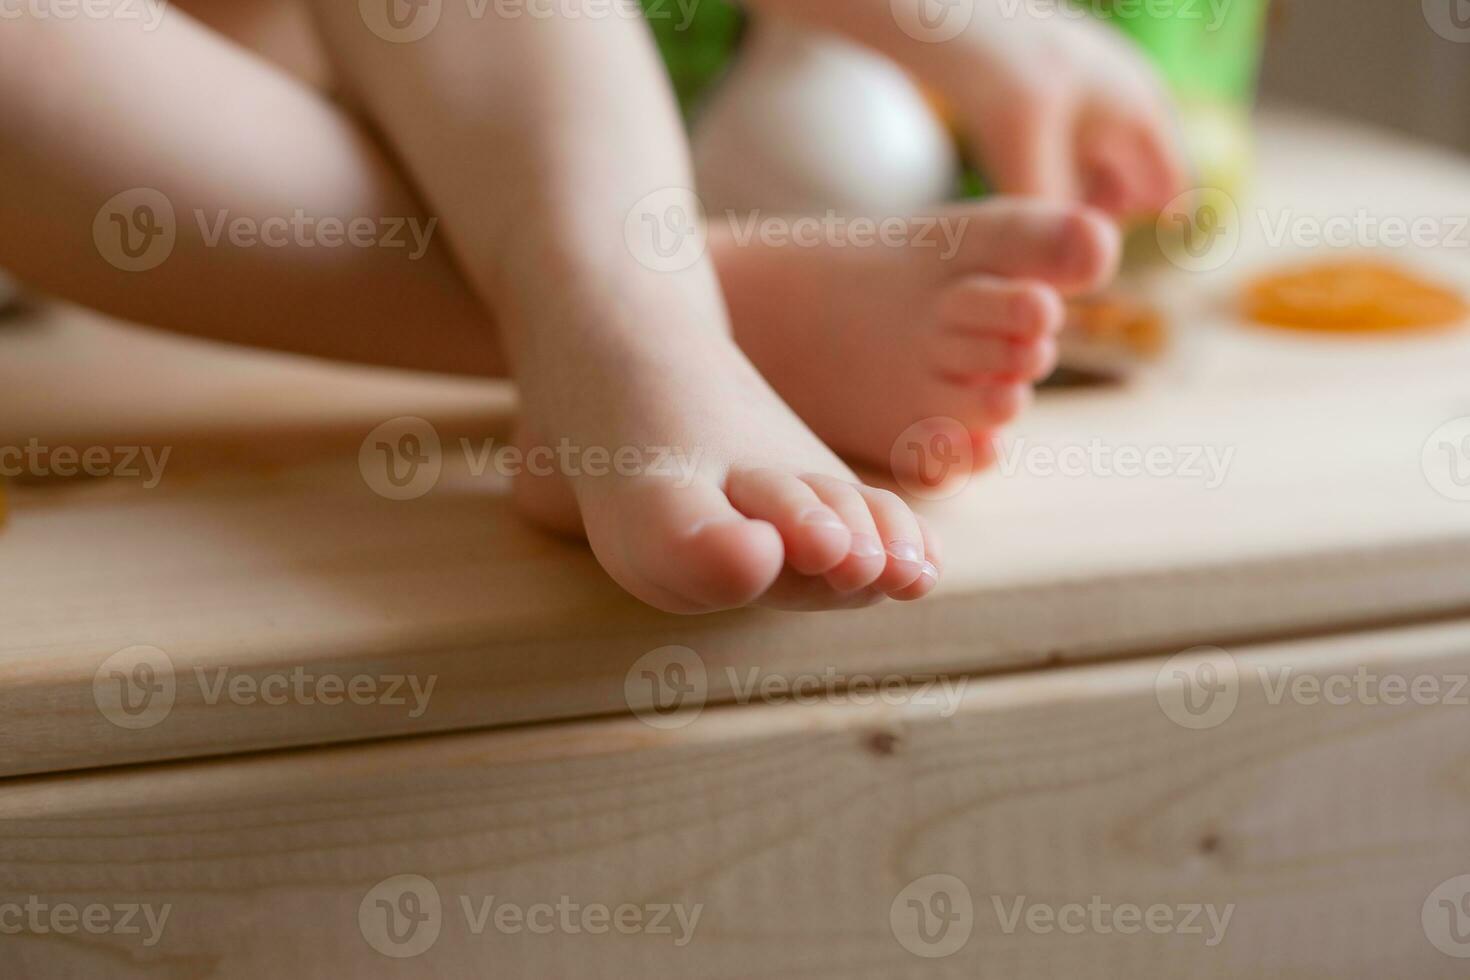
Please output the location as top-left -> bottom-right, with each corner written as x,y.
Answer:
5,620 -> 1470,978
4,111 -> 1470,777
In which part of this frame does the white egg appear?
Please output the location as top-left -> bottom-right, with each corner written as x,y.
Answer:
691,21 -> 960,217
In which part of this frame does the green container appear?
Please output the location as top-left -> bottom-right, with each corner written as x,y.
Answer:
1098,0 -> 1268,105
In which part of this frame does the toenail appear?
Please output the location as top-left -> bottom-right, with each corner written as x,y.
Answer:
887,541 -> 923,564
849,533 -> 884,558
799,508 -> 847,532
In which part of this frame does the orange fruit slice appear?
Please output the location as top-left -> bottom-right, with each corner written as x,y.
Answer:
1244,260 -> 1468,334
1067,293 -> 1168,358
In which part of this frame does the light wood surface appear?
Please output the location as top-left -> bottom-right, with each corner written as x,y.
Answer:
6,619 -> 1470,978
4,111 -> 1470,778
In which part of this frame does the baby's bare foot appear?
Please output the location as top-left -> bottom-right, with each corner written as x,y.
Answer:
917,6 -> 1188,217
510,310 -> 941,614
716,198 -> 1120,485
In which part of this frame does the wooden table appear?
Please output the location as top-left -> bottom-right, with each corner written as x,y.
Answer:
4,110 -> 1470,977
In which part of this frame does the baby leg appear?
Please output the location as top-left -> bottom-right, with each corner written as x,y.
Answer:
0,6 -> 503,376
301,0 -> 942,612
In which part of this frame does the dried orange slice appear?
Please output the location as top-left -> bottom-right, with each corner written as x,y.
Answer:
1068,293 -> 1168,356
1058,292 -> 1168,378
1245,260 -> 1468,333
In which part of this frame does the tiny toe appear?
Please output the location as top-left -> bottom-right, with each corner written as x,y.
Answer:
1078,109 -> 1157,218
726,468 -> 851,576
1082,156 -> 1135,217
934,335 -> 1058,383
976,382 -> 1033,427
1020,337 -> 1059,380
888,515 -> 943,601
973,97 -> 1074,200
937,277 -> 1067,341
594,479 -> 784,614
1134,123 -> 1190,214
933,381 -> 1033,431
855,485 -> 927,594
1080,107 -> 1190,219
1051,207 -> 1123,293
950,200 -> 1121,293
802,474 -> 888,593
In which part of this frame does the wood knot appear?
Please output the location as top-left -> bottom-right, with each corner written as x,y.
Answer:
865,730 -> 903,756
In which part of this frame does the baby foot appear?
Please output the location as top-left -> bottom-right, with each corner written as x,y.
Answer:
715,199 -> 1120,484
509,307 -> 941,614
917,5 -> 1188,217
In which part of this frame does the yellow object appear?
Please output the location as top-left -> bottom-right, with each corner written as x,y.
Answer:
1068,294 -> 1168,356
1245,260 -> 1469,334
1179,99 -> 1254,197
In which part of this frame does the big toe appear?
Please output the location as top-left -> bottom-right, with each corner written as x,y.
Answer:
952,200 -> 1122,295
586,478 -> 785,614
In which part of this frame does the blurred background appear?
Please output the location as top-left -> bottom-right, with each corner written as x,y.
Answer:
1260,0 -> 1470,152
